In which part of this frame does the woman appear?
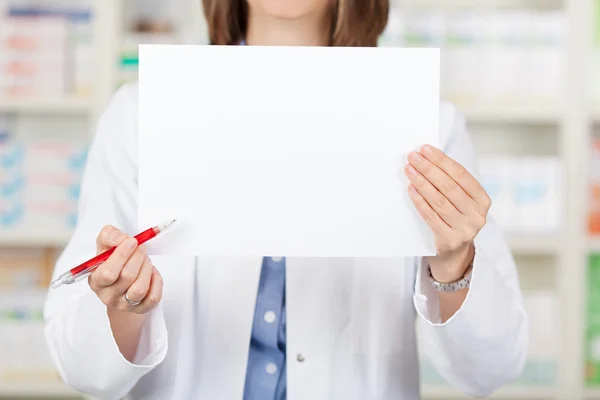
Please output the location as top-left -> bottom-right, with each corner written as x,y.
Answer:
44,0 -> 528,399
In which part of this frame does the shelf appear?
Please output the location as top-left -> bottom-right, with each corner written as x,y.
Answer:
0,382 -> 83,398
507,233 -> 561,255
586,388 -> 600,399
592,107 -> 600,123
398,0 -> 563,8
0,98 -> 92,114
459,103 -> 561,124
422,386 -> 557,399
0,230 -> 72,247
589,237 -> 600,253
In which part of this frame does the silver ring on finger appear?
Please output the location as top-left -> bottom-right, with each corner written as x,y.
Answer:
124,292 -> 142,306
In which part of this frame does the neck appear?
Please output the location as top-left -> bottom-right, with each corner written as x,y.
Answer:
245,8 -> 331,46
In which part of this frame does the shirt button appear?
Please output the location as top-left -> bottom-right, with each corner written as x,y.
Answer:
271,257 -> 283,263
265,362 -> 278,375
296,354 -> 305,363
264,311 -> 277,323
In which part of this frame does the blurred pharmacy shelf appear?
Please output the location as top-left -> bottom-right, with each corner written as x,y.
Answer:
398,0 -> 563,8
591,103 -> 600,121
507,233 -> 562,254
588,237 -> 600,251
0,98 -> 92,115
585,388 -> 600,399
460,104 -> 562,124
0,0 -> 597,399
0,230 -> 72,247
0,383 -> 83,398
422,386 -> 557,399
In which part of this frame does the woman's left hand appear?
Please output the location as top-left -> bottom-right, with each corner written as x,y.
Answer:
404,144 -> 492,283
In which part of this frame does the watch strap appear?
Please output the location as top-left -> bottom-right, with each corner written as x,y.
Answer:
427,260 -> 473,293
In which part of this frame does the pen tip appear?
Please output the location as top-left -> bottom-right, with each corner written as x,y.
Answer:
158,218 -> 177,232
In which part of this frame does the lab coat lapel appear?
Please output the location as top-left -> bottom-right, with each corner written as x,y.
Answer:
197,257 -> 263,399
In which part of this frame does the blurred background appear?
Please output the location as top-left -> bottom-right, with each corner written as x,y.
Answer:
0,0 -> 595,399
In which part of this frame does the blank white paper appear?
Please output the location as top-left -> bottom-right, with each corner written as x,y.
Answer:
138,45 -> 439,257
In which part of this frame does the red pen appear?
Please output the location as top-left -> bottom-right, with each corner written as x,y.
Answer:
50,219 -> 177,289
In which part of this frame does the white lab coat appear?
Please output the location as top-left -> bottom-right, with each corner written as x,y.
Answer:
44,84 -> 528,400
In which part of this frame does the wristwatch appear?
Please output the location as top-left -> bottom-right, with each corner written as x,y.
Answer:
427,259 -> 474,293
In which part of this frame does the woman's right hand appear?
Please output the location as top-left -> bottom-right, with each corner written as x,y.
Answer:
89,225 -> 163,314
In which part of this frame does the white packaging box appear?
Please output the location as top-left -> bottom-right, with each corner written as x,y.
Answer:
401,9 -> 446,47
526,11 -> 565,103
0,115 -> 9,139
522,290 -> 559,385
71,15 -> 93,97
593,50 -> 600,102
479,157 -> 562,234
478,157 -> 519,231
480,11 -> 531,104
0,16 -> 68,98
0,290 -> 60,384
592,0 -> 600,101
442,11 -> 484,105
22,140 -> 88,172
514,158 -> 562,233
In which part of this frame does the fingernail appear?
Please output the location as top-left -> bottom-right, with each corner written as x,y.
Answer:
409,152 -> 423,163
408,185 -> 417,194
127,238 -> 137,249
406,165 -> 418,177
422,145 -> 434,154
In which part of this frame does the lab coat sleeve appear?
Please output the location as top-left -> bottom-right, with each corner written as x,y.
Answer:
413,106 -> 529,397
43,84 -> 168,400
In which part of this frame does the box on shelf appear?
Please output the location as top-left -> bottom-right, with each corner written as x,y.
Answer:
521,291 -> 559,386
586,254 -> 600,386
590,139 -> 600,236
0,289 -> 63,386
0,3 -> 93,100
0,248 -> 49,288
0,115 -> 8,142
0,138 -> 88,235
0,247 -> 61,385
591,0 -> 600,102
66,7 -> 94,97
478,156 -> 562,234
440,11 -> 484,105
381,6 -> 565,107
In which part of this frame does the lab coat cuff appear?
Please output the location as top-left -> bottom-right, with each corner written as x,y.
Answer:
76,290 -> 168,371
413,257 -> 442,324
413,239 -> 497,327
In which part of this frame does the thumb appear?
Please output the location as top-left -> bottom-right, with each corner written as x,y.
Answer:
96,225 -> 129,254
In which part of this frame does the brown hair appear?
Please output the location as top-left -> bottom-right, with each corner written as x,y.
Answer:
202,0 -> 389,47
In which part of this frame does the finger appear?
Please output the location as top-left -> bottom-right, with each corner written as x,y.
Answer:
135,267 -> 163,314
89,237 -> 138,289
407,184 -> 454,237
405,164 -> 464,228
97,225 -> 128,253
106,247 -> 147,296
408,151 -> 475,215
124,256 -> 154,305
420,145 -> 489,204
